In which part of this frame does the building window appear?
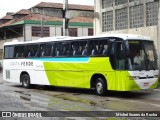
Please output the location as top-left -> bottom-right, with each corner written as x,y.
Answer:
116,8 -> 128,30
102,0 -> 113,9
129,0 -> 139,2
88,28 -> 93,36
130,5 -> 144,29
146,2 -> 158,26
115,0 -> 127,6
68,28 -> 77,37
32,26 -> 49,37
2,27 -> 23,39
102,11 -> 113,32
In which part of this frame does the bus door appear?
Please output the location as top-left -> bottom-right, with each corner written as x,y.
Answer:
109,39 -> 126,90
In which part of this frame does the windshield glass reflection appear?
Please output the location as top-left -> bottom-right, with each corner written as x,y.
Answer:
127,40 -> 158,71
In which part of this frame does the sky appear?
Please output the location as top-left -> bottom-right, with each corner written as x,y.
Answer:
0,0 -> 94,18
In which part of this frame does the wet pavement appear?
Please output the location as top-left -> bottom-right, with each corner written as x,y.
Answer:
0,72 -> 160,120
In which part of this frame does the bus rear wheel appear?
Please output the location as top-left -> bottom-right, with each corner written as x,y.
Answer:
95,78 -> 106,96
21,74 -> 30,88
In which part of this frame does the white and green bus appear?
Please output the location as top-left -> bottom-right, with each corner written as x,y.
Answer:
3,34 -> 159,95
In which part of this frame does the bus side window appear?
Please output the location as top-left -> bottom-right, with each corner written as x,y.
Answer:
39,44 -> 46,57
39,43 -> 53,57
55,43 -> 62,57
27,44 -> 38,57
15,46 -> 25,58
4,46 -> 14,59
99,40 -> 108,56
89,40 -> 98,56
71,42 -> 80,56
47,44 -> 53,57
80,41 -> 88,56
35,46 -> 40,57
61,42 -> 70,56
50,45 -> 55,57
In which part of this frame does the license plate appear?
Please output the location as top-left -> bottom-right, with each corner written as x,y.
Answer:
144,82 -> 149,86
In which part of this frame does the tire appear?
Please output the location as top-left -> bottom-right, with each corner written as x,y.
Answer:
21,74 -> 30,88
95,78 -> 106,96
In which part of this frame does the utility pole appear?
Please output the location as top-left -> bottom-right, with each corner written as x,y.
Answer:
41,8 -> 44,38
23,25 -> 26,41
157,0 -> 160,75
63,0 -> 69,36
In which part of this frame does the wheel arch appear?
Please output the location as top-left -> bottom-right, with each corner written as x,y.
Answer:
90,73 -> 107,89
20,71 -> 29,83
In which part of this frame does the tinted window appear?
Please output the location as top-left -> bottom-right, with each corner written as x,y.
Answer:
71,41 -> 80,56
61,42 -> 70,56
99,39 -> 108,55
14,45 -> 25,58
89,39 -> 108,56
79,41 -> 88,56
55,43 -> 62,57
89,40 -> 99,56
54,42 -> 70,57
71,40 -> 88,56
4,46 -> 14,59
39,43 -> 52,57
50,44 -> 55,57
26,44 -> 39,57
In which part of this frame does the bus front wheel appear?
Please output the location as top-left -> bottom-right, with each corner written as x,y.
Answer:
21,74 -> 30,88
95,78 -> 106,96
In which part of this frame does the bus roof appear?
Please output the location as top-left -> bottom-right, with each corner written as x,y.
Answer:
4,34 -> 152,46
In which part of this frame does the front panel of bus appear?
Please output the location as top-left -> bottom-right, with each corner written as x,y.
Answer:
108,38 -> 158,91
125,40 -> 158,90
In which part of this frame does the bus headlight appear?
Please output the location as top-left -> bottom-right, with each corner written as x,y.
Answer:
129,76 -> 139,80
154,75 -> 159,78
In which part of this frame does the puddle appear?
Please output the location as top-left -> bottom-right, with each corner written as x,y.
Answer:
20,95 -> 31,101
90,101 -> 97,106
14,90 -> 24,94
14,91 -> 31,101
73,93 -> 81,95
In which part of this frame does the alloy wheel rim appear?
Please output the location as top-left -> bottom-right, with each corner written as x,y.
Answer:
96,82 -> 103,93
23,77 -> 28,87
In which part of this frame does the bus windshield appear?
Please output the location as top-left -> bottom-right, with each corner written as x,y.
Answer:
126,40 -> 158,71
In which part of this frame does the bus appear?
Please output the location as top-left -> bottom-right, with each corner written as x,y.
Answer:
3,34 -> 159,95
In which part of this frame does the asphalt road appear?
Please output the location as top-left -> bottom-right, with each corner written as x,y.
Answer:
0,72 -> 160,120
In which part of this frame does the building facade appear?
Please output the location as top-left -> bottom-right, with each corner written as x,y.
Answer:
94,0 -> 159,48
0,2 -> 94,51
